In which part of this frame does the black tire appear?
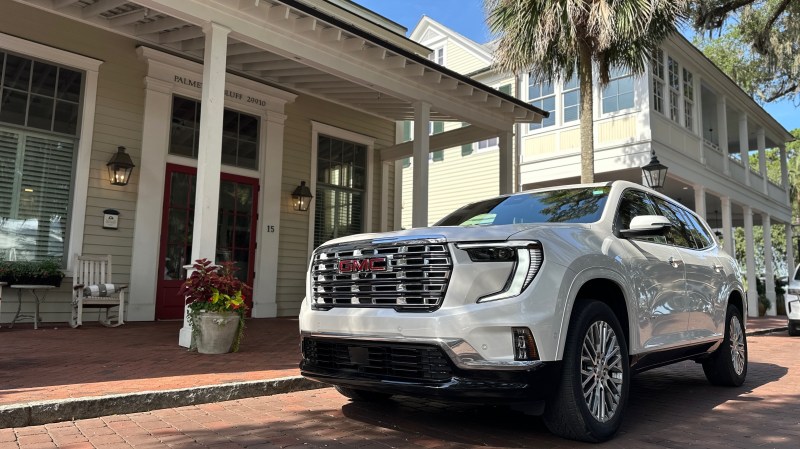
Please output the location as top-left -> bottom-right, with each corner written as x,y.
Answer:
543,300 -> 630,443
334,385 -> 393,402
702,304 -> 747,386
788,321 -> 800,337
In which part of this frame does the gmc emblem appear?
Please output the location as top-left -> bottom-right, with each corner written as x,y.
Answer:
338,257 -> 387,273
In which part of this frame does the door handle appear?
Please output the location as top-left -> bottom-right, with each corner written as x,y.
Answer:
713,264 -> 724,273
668,257 -> 680,268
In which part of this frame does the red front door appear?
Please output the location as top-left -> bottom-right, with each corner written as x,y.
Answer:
156,164 -> 259,320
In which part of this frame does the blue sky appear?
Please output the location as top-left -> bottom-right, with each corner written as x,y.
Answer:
355,0 -> 799,133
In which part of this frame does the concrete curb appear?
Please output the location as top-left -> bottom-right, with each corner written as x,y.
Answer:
0,375 -> 324,429
747,326 -> 788,336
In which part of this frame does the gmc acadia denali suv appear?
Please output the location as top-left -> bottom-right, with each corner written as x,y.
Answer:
299,181 -> 747,442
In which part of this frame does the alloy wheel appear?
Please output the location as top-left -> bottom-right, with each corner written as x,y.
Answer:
580,321 -> 624,423
729,315 -> 746,375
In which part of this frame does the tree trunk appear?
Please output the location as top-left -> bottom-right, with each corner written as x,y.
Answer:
578,40 -> 595,184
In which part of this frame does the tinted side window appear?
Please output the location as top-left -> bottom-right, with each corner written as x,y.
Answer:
653,198 -> 693,248
615,189 -> 665,244
680,209 -> 714,249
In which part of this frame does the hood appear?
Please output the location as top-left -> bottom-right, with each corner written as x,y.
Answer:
316,223 -> 589,249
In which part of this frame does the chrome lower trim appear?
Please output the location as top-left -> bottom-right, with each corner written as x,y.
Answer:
301,331 -> 543,371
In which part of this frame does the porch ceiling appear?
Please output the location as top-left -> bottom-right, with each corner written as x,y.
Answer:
17,0 -> 545,129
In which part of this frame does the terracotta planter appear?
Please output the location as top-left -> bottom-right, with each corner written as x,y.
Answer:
192,311 -> 240,354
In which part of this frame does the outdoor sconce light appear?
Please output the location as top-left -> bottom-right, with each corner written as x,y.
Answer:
107,146 -> 135,186
291,181 -> 313,212
642,149 -> 668,190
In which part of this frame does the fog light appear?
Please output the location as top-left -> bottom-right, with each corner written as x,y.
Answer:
512,327 -> 539,361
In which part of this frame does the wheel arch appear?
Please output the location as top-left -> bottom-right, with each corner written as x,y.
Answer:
555,269 -> 636,360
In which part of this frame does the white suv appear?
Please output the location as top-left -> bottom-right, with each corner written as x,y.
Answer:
299,181 -> 747,442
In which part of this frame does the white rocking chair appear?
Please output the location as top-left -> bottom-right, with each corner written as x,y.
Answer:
71,254 -> 126,327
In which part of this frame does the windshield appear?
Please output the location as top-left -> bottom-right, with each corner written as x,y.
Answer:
435,187 -> 611,227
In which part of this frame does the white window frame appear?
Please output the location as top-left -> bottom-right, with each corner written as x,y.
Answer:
429,45 -> 445,66
0,32 -> 102,273
526,74 -> 556,133
307,122 -> 375,258
562,69 -> 580,124
668,56 -> 680,122
651,48 -> 665,115
601,67 -> 635,115
682,67 -> 694,131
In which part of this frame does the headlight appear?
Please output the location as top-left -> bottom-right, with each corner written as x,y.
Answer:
457,241 -> 543,302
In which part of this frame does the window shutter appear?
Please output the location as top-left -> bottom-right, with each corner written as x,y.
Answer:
402,157 -> 411,168
460,122 -> 473,156
499,84 -> 512,95
402,121 -> 411,142
433,121 -> 444,135
432,150 -> 444,162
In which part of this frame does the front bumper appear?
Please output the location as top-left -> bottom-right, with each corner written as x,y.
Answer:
300,335 -> 561,402
786,294 -> 800,320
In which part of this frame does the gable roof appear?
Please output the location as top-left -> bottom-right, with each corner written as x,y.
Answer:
410,16 -> 494,67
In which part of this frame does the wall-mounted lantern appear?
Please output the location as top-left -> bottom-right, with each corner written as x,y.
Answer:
291,181 -> 313,212
107,146 -> 135,186
642,150 -> 668,190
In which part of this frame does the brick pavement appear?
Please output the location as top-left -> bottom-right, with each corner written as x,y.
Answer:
0,324 -> 797,448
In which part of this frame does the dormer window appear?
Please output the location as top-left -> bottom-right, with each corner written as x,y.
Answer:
429,46 -> 445,65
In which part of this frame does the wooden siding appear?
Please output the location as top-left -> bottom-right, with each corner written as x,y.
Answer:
0,2 -> 143,322
277,96 -> 396,316
444,40 -> 488,75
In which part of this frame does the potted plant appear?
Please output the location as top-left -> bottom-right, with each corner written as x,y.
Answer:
0,258 -> 65,286
758,295 -> 771,317
178,258 -> 249,354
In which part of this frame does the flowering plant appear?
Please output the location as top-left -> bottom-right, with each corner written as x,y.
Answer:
179,258 -> 250,352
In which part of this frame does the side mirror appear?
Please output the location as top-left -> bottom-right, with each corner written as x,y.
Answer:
620,215 -> 672,238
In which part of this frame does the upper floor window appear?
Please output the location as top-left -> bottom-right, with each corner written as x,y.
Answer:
562,69 -> 580,123
429,46 -> 445,65
169,96 -> 260,170
601,67 -> 634,114
528,76 -> 555,130
651,49 -> 665,114
477,137 -> 499,150
0,51 -> 84,262
667,57 -> 680,122
683,68 -> 694,131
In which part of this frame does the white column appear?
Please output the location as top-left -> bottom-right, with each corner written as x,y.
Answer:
189,22 -> 230,263
757,127 -> 768,193
763,214 -> 776,316
743,206 -> 758,317
787,223 -> 796,279
717,96 -> 730,175
739,113 -> 750,186
721,196 -> 733,254
380,161 -> 390,231
499,130 -> 514,195
780,143 -> 789,190
696,75 -> 705,164
251,111 -> 287,318
180,23 -> 229,347
412,101 -> 430,228
129,76 -> 172,321
694,185 -> 706,220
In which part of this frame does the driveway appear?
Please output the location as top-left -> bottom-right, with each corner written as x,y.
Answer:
2,333 -> 798,448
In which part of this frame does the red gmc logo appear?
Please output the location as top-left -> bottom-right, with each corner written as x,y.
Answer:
338,257 -> 387,273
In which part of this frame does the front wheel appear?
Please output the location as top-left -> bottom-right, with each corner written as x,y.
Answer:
702,304 -> 747,386
543,300 -> 630,443
788,321 -> 800,337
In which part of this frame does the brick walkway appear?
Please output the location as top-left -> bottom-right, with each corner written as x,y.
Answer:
0,319 -> 301,406
0,316 -> 787,407
1,331 -> 798,448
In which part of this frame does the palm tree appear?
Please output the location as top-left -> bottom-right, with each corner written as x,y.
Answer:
485,0 -> 688,183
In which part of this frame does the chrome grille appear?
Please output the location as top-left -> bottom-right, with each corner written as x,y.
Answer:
311,239 -> 452,310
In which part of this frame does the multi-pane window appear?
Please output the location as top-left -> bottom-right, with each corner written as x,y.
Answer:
314,134 -> 367,248
169,96 -> 260,170
601,67 -> 634,113
429,47 -> 444,65
0,51 -> 82,262
651,49 -> 665,114
528,76 -> 555,130
668,57 -> 680,122
477,137 -> 498,150
683,68 -> 694,131
562,69 -> 580,123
